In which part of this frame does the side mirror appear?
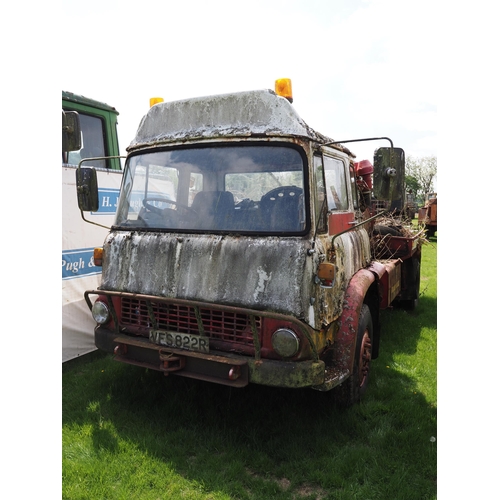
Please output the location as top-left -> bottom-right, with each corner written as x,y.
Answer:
373,147 -> 405,211
76,167 -> 99,212
62,110 -> 82,153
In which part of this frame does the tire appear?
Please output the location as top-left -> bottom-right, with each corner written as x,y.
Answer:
401,298 -> 419,311
373,225 -> 403,236
333,304 -> 373,407
398,255 -> 421,311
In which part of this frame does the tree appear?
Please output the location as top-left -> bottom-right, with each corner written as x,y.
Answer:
405,155 -> 437,203
405,174 -> 420,195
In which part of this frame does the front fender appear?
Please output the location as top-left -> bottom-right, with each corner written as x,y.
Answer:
331,267 -> 379,376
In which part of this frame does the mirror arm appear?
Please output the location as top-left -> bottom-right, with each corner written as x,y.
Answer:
330,210 -> 388,258
76,156 -> 127,230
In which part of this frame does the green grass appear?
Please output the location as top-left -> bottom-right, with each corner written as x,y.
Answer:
62,240 -> 437,500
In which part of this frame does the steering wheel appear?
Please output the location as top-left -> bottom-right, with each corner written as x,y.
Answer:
142,197 -> 196,216
260,186 -> 303,207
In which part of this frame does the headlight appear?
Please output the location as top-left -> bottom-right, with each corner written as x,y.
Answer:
271,328 -> 300,358
92,300 -> 110,325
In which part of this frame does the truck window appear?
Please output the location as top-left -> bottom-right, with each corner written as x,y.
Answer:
67,113 -> 107,169
349,164 -> 359,210
115,144 -> 307,234
313,154 -> 327,233
188,172 -> 203,205
324,156 -> 349,211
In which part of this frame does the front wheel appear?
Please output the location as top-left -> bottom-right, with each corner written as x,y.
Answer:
333,304 -> 373,407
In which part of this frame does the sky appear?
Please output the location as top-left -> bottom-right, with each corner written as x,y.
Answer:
61,0 -> 438,170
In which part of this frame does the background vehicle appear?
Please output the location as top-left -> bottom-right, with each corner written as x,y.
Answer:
76,80 -> 422,405
62,91 -> 123,362
405,190 -> 418,219
418,192 -> 437,237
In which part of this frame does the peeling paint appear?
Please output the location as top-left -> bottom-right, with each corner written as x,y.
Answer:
253,267 -> 272,302
308,304 -> 315,329
309,227 -> 371,329
127,90 -> 330,151
101,232 -> 314,318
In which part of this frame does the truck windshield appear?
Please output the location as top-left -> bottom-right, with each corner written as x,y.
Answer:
115,144 -> 307,233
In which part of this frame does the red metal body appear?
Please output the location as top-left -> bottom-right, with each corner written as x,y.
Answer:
328,212 -> 355,235
330,268 -> 376,384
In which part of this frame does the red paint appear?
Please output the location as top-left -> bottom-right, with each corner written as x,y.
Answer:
328,212 -> 355,235
354,160 -> 373,190
332,268 -> 376,375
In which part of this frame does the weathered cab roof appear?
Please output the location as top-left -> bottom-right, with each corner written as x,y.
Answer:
128,89 -> 331,151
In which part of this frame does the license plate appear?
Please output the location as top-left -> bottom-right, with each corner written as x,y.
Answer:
149,330 -> 209,354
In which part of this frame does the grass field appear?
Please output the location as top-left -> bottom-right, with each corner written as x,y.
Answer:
62,239 -> 437,500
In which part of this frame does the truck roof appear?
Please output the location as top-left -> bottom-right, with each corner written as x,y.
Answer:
62,90 -> 119,115
128,89 -> 336,152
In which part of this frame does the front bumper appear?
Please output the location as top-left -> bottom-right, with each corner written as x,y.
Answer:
95,326 -> 325,389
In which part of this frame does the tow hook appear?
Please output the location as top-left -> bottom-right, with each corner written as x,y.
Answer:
159,350 -> 186,374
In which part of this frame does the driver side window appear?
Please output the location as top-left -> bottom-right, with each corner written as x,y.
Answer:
313,155 -> 327,233
324,156 -> 349,211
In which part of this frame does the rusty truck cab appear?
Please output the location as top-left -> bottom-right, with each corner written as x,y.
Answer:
80,82 -> 416,401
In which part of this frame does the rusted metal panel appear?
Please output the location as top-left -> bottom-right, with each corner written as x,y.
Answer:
315,267 -> 376,391
101,232 -> 316,321
107,332 -> 251,387
378,259 -> 402,309
418,196 -> 437,229
376,234 -> 421,260
248,358 -> 325,388
366,260 -> 387,280
94,326 -> 325,388
99,226 -> 367,336
309,228 -> 371,331
418,207 -> 427,225
429,204 -> 437,224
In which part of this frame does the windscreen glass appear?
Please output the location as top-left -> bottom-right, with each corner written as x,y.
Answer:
115,145 -> 307,233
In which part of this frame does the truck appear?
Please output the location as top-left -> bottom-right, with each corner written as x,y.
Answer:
62,91 -> 123,362
404,190 -> 418,220
418,192 -> 437,238
76,79 -> 422,405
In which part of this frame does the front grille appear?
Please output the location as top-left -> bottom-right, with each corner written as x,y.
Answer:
120,297 -> 260,346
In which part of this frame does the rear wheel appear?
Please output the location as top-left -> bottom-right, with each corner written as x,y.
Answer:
373,225 -> 402,236
397,254 -> 421,311
333,304 -> 373,407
